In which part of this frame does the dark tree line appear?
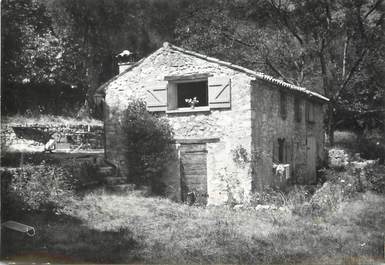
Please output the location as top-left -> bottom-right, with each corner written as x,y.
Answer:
2,0 -> 384,143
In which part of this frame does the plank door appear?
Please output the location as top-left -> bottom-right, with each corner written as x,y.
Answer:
180,143 -> 208,205
306,136 -> 317,183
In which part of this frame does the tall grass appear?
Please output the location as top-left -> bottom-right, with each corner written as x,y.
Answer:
3,187 -> 385,264
47,188 -> 385,264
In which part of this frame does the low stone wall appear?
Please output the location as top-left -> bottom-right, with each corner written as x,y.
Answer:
1,123 -> 104,152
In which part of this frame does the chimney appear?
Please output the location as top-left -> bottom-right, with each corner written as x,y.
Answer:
116,50 -> 135,74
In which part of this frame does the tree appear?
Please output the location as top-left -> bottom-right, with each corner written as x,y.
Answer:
1,0 -> 62,85
45,0 -> 183,116
175,0 -> 385,145
2,0 -> 183,116
1,0 -> 87,115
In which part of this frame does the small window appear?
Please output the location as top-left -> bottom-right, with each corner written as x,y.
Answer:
294,97 -> 301,122
273,138 -> 287,164
306,101 -> 315,123
278,138 -> 286,163
280,92 -> 287,119
177,81 -> 208,108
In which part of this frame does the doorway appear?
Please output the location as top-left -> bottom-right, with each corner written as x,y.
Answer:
179,143 -> 208,205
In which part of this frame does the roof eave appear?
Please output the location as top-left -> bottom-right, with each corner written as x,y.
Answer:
167,43 -> 329,103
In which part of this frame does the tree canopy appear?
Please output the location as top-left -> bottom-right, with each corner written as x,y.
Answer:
2,0 -> 384,140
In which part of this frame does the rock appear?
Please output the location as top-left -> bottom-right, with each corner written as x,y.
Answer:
329,148 -> 349,169
233,204 -> 244,210
278,206 -> 290,213
351,160 -> 378,170
255,204 -> 277,211
310,182 -> 344,215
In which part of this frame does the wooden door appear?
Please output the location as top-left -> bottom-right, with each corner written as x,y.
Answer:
306,136 -> 317,183
180,143 -> 208,205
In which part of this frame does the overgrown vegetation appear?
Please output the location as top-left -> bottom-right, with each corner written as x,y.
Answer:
2,147 -> 385,264
1,159 -> 106,217
122,99 -> 174,191
333,130 -> 385,164
2,183 -> 385,264
1,163 -> 75,214
2,0 -> 384,130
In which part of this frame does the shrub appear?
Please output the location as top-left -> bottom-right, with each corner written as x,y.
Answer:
2,163 -> 75,213
249,187 -> 287,207
65,159 -> 104,191
122,99 -> 174,191
357,137 -> 385,164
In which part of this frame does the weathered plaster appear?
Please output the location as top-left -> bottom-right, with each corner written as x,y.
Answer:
102,45 -> 327,205
104,47 -> 255,205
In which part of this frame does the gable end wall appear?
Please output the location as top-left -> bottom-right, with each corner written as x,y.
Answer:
104,48 -> 255,205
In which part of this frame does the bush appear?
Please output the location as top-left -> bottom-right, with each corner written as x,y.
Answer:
122,99 -> 174,191
65,159 -> 104,191
357,137 -> 385,164
249,187 -> 287,207
2,163 -> 75,213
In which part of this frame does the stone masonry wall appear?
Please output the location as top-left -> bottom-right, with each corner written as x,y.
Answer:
104,46 -> 254,205
251,79 -> 325,190
2,123 -> 104,153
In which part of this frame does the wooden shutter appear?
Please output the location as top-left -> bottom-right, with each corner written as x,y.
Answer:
272,138 -> 278,163
208,76 -> 231,109
145,81 -> 167,112
280,92 -> 287,119
306,101 -> 315,122
294,97 -> 301,122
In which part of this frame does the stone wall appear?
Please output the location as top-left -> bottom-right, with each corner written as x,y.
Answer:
104,46 -> 255,205
2,123 -> 104,153
103,45 -> 326,205
251,79 -> 325,190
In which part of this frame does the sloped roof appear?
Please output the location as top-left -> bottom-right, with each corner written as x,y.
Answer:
95,42 -> 329,102
94,57 -> 146,97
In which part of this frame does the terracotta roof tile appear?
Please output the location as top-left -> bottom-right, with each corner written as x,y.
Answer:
96,42 -> 329,102
167,43 -> 329,102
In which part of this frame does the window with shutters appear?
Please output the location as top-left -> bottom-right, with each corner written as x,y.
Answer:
166,79 -> 208,112
177,81 -> 208,108
280,91 -> 287,119
294,97 -> 301,122
278,138 -> 286,163
163,74 -> 231,113
273,138 -> 288,164
306,101 -> 315,123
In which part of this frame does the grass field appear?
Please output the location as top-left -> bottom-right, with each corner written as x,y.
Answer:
2,188 -> 385,265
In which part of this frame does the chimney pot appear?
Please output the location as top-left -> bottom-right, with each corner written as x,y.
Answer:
116,50 -> 135,74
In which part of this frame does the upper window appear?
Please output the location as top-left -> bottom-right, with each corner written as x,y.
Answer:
278,138 -> 286,163
294,97 -> 301,122
306,101 -> 315,123
273,137 -> 287,164
145,75 -> 231,112
280,91 -> 287,119
176,81 -> 208,108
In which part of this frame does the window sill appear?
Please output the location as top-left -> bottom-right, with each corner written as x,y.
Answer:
166,106 -> 210,114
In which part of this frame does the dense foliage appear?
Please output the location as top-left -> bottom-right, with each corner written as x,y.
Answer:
122,99 -> 175,191
1,159 -> 106,217
1,0 -> 384,141
1,163 -> 75,213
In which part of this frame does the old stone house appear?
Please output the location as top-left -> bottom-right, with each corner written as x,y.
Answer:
95,42 -> 329,206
